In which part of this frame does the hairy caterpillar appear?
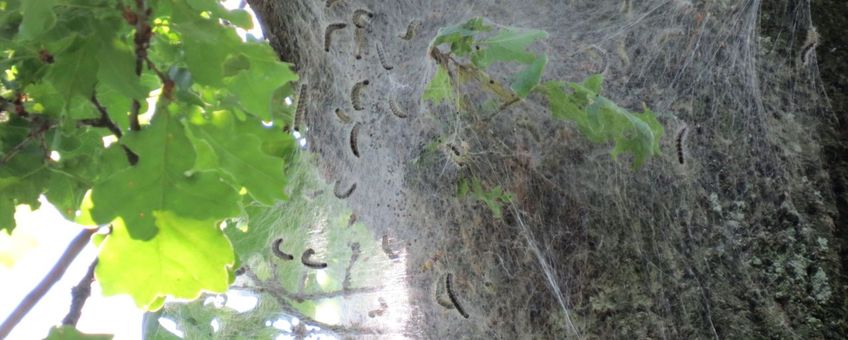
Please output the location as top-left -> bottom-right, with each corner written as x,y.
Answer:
294,84 -> 307,132
388,99 -> 407,118
516,120 -> 540,142
301,248 -> 328,269
325,0 -> 343,8
434,275 -> 455,309
335,108 -> 352,123
324,23 -> 346,52
347,213 -> 357,227
354,27 -> 366,60
351,80 -> 368,110
376,42 -> 393,70
400,20 -> 421,40
271,238 -> 294,260
352,9 -> 373,28
446,273 -> 469,318
381,234 -> 399,260
334,180 -> 357,199
676,126 -> 688,164
349,122 -> 361,157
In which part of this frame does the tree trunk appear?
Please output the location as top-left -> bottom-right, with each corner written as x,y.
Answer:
247,0 -> 847,338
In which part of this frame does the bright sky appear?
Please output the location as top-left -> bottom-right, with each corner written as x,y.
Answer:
0,200 -> 143,340
0,2 -> 266,339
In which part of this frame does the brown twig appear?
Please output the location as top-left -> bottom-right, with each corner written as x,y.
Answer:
62,258 -> 98,326
85,96 -> 139,165
0,228 -> 96,339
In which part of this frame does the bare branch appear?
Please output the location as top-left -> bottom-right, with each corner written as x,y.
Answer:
0,228 -> 96,338
62,258 -> 98,326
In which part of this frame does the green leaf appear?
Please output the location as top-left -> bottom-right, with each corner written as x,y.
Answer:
423,65 -> 453,105
45,326 -> 113,340
96,212 -> 235,309
225,43 -> 298,120
185,0 -> 253,29
44,40 -> 100,109
91,113 -> 240,239
432,17 -> 491,56
174,10 -> 242,87
18,0 -> 57,40
510,54 -> 547,98
472,28 -> 548,69
187,110 -> 294,205
97,42 -> 149,100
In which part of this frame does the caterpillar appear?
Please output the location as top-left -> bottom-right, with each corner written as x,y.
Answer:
301,248 -> 328,269
354,27 -> 366,60
294,84 -> 307,132
351,80 -> 368,110
325,0 -> 343,8
376,42 -> 393,70
400,20 -> 421,40
271,238 -> 294,260
335,108 -> 352,123
446,273 -> 469,318
347,213 -> 357,227
434,276 -> 456,309
388,99 -> 407,118
349,122 -> 361,157
324,23 -> 347,52
381,234 -> 399,260
676,125 -> 688,164
516,120 -> 540,142
334,180 -> 357,199
352,9 -> 373,28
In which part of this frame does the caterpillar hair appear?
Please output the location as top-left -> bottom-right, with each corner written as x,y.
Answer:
271,238 -> 294,260
335,108 -> 352,123
294,84 -> 307,132
324,23 -> 346,52
349,122 -> 361,157
351,80 -> 368,110
352,9 -> 373,28
376,42 -> 393,70
676,125 -> 688,164
301,248 -> 328,269
334,180 -> 357,199
400,20 -> 421,40
446,273 -> 469,318
388,99 -> 407,118
325,0 -> 343,8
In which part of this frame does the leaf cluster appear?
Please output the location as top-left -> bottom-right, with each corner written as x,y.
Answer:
0,0 -> 298,311
424,17 -> 664,168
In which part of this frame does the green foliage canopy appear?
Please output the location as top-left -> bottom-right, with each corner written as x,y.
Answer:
0,0 -> 298,311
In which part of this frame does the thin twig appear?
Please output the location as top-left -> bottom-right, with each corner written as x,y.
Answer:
0,228 -> 96,338
62,258 -> 98,326
85,95 -> 139,165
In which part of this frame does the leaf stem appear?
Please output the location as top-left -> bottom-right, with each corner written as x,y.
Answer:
0,228 -> 96,339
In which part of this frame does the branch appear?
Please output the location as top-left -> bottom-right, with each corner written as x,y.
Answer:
84,96 -> 139,165
129,0 -> 152,132
0,228 -> 96,339
62,258 -> 98,327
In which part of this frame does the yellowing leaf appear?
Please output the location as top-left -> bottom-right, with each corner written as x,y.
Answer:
96,212 -> 235,310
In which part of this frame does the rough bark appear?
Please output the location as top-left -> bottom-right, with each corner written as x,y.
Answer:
249,0 -> 847,338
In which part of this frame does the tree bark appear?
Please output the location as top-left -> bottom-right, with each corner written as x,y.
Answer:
249,0 -> 847,338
